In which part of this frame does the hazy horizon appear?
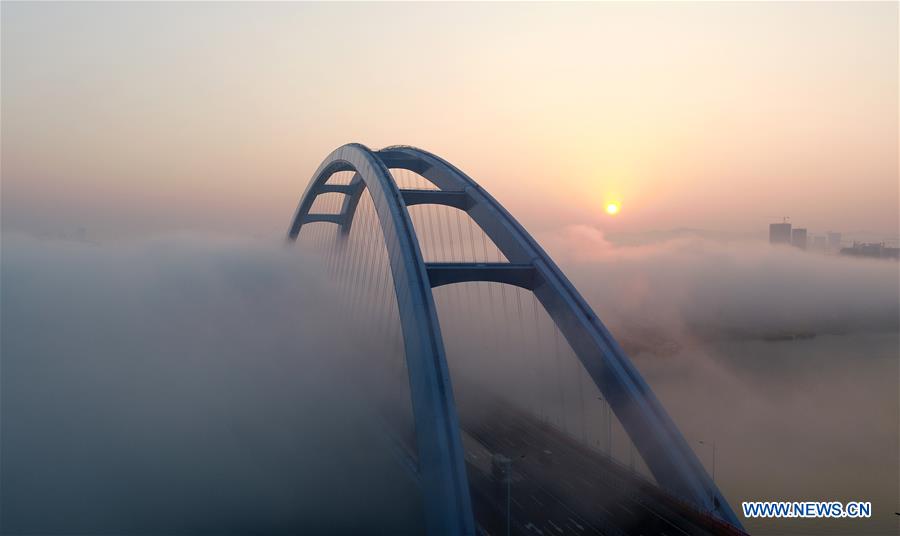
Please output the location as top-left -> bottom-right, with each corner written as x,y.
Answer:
2,2 -> 898,241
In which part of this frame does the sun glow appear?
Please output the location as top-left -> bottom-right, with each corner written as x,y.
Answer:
606,203 -> 620,215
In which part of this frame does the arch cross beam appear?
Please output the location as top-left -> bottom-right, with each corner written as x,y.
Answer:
400,189 -> 473,211
425,262 -> 537,290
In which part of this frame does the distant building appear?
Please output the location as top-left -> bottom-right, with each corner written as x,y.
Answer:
840,242 -> 900,260
812,236 -> 827,250
769,222 -> 792,245
791,228 -> 807,250
827,232 -> 842,251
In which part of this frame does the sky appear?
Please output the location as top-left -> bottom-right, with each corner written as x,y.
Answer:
2,1 -> 898,240
1,4 -> 898,533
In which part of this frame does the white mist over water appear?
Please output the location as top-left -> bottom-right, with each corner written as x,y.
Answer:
538,226 -> 899,535
1,229 -> 897,534
0,233 -> 424,534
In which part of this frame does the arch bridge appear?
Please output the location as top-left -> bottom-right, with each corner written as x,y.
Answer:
288,143 -> 743,535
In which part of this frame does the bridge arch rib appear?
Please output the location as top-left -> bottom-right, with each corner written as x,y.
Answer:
288,144 -> 474,535
287,143 -> 743,533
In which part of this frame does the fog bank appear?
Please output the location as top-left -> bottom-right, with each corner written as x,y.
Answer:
1,234 -> 423,534
2,230 -> 897,535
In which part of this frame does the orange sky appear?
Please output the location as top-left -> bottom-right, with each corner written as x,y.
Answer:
2,2 -> 897,240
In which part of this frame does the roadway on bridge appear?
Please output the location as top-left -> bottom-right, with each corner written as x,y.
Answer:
455,390 -> 746,536
365,366 -> 746,535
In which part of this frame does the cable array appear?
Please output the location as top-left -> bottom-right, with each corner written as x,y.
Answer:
294,167 -> 653,481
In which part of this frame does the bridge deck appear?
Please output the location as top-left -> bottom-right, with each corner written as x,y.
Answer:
456,393 -> 748,536
378,383 -> 747,536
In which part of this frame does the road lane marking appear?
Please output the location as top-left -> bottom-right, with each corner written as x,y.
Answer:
569,517 -> 585,531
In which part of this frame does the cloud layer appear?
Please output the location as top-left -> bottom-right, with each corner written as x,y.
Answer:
2,230 -> 897,534
1,234 -> 423,534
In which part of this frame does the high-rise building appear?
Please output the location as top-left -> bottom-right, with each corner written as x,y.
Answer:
791,228 -> 807,249
840,242 -> 900,260
769,222 -> 792,245
827,232 -> 842,251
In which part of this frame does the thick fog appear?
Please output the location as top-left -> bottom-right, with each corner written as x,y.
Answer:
0,234 -> 424,534
542,225 -> 898,339
539,226 -> 899,535
2,229 -> 897,535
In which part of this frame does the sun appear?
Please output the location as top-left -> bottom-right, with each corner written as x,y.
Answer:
606,203 -> 620,215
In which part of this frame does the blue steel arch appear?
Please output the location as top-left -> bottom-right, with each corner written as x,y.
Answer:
288,144 -> 474,535
288,143 -> 743,533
